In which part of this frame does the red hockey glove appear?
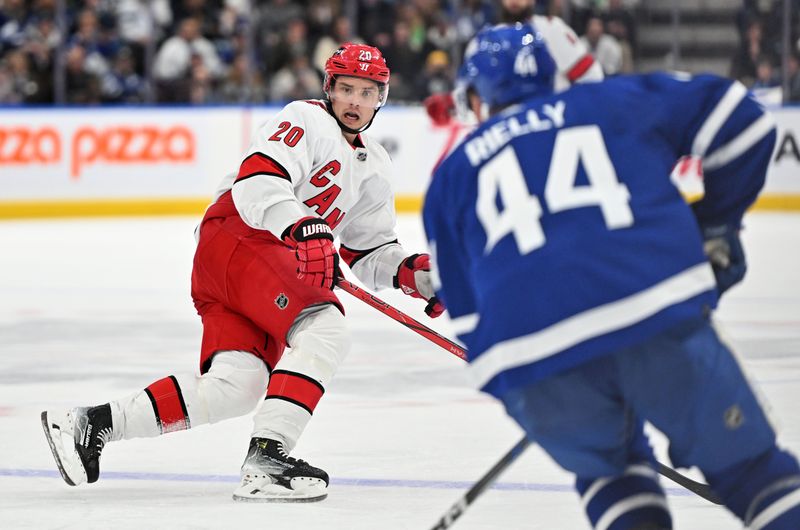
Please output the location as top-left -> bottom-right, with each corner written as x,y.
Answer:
394,253 -> 445,318
424,92 -> 455,127
283,217 -> 340,290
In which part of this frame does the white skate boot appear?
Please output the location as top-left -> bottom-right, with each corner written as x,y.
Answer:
232,438 -> 329,502
41,404 -> 113,486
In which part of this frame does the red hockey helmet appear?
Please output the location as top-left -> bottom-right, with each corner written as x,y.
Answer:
323,43 -> 391,109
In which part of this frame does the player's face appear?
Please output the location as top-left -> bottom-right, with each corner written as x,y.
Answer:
502,0 -> 534,20
468,90 -> 488,123
330,76 -> 381,129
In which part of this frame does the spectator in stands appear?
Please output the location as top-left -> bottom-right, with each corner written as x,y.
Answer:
24,14 -> 59,55
499,0 -> 534,23
581,15 -> 622,75
0,0 -> 30,51
306,0 -> 337,44
96,13 -> 124,65
395,4 -> 428,55
382,19 -> 424,101
171,0 -> 219,38
604,0 -> 637,56
426,13 -> 458,53
22,15 -> 59,102
269,53 -> 322,102
68,10 -> 120,79
730,17 -> 764,86
453,0 -> 495,45
188,52 -> 212,103
253,0 -> 304,75
312,14 -> 363,75
269,17 -> 311,76
152,16 -> 224,102
216,52 -> 267,103
752,55 -> 779,90
0,62 -> 13,102
101,46 -> 145,103
788,52 -> 800,102
3,49 -> 44,103
415,48 -> 453,100
115,0 -> 165,75
65,44 -> 102,104
606,18 -> 634,73
358,0 -> 396,45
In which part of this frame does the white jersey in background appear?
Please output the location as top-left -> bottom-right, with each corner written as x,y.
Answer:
531,14 -> 604,90
431,15 -> 603,129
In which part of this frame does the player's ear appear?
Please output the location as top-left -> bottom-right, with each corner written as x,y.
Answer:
468,89 -> 486,123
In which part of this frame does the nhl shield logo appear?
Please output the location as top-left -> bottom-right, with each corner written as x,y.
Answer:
274,293 -> 289,310
356,151 -> 367,162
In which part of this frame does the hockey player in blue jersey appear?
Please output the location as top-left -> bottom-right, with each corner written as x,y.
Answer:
423,23 -> 800,530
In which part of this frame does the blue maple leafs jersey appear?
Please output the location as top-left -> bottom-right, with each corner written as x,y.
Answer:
423,73 -> 776,398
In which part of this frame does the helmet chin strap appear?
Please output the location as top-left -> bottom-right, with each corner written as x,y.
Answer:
324,99 -> 379,135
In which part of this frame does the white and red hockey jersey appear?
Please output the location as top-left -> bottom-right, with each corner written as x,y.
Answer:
208,100 -> 407,290
531,15 -> 604,91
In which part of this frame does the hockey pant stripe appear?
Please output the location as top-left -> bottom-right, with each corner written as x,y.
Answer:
265,369 -> 324,414
579,465 -> 671,530
144,375 -> 191,434
748,478 -> 800,530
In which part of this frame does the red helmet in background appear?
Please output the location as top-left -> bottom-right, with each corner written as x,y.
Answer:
323,43 -> 391,109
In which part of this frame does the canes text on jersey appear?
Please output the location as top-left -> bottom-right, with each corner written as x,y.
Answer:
304,160 -> 346,229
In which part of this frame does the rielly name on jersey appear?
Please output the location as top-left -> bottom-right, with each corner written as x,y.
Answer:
426,73 -> 775,398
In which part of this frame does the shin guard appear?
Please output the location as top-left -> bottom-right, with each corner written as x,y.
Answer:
710,446 -> 800,529
578,464 -> 672,530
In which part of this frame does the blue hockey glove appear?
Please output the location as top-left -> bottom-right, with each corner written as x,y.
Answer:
702,224 -> 746,296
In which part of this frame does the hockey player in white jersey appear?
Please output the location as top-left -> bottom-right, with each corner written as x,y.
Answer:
41,43 -> 443,503
425,23 -> 800,529
424,0 -> 603,126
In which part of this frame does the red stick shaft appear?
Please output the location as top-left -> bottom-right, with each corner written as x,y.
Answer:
336,278 -> 468,361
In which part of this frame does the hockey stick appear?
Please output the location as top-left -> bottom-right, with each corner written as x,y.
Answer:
336,278 -> 467,361
657,462 -> 722,504
336,278 -> 722,506
430,436 -> 531,530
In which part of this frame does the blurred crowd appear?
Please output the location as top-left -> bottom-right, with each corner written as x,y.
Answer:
0,0 -> 637,106
732,0 -> 800,102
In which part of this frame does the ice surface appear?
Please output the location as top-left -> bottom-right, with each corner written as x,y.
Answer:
1,213 -> 797,529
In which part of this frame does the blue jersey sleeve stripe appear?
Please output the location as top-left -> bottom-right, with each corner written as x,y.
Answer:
470,263 -> 716,389
749,488 -> 800,529
429,240 -> 442,292
450,313 -> 480,336
581,464 -> 659,508
691,82 -> 747,157
703,112 -> 776,171
596,494 -> 670,530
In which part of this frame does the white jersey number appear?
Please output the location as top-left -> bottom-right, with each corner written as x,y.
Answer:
476,125 -> 633,255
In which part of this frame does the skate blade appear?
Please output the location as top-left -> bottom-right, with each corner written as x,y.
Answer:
40,411 -> 87,487
232,478 -> 328,503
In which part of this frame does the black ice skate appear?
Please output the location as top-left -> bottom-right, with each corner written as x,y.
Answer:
232,438 -> 329,502
41,404 -> 113,486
